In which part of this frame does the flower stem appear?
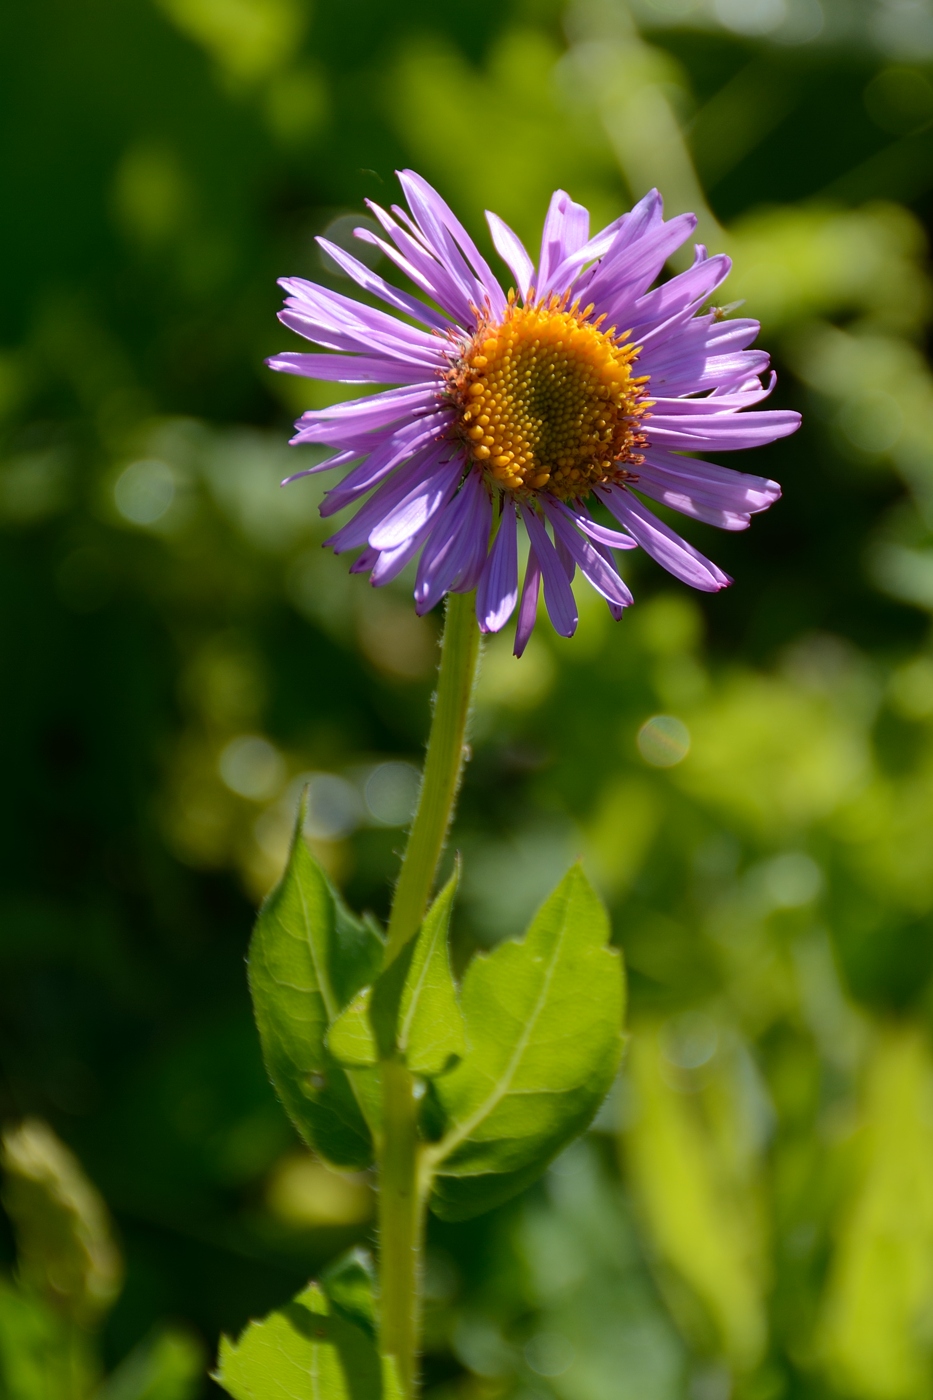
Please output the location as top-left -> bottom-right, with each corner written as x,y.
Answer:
378,1060 -> 424,1397
384,589 -> 481,964
378,590 -> 481,1396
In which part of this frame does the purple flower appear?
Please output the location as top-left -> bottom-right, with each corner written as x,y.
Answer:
269,172 -> 799,655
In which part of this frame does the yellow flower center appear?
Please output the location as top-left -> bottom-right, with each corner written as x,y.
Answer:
448,294 -> 650,500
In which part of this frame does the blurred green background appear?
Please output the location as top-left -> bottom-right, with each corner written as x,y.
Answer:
5,0 -> 933,1396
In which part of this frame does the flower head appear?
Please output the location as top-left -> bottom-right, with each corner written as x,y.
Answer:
269,172 -> 800,655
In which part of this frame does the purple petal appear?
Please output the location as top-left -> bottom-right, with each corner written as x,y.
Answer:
370,525 -> 434,586
537,190 -> 590,296
597,486 -> 731,592
282,447 -> 362,486
477,504 -> 519,633
520,505 -> 578,638
319,413 -> 449,517
292,385 -> 440,443
452,472 -> 493,593
351,546 -> 379,574
646,408 -> 801,452
398,170 -> 507,316
514,552 -> 542,659
543,500 -> 633,609
325,445 -> 448,553
627,255 -> 732,341
278,279 -> 445,363
413,470 -> 490,614
267,351 -> 433,385
635,448 -> 781,530
355,217 -> 469,322
315,237 -> 451,330
583,214 -> 699,324
485,212 -> 534,298
368,454 -> 463,551
563,504 -> 638,549
555,532 -> 576,581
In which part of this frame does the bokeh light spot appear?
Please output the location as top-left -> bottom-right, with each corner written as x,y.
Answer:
637,715 -> 691,767
265,1152 -> 371,1227
760,852 -> 822,909
714,0 -> 786,35
114,459 -> 175,526
303,773 -> 363,840
219,735 -> 285,801
524,1332 -> 576,1377
364,762 -> 421,826
662,1011 -> 719,1070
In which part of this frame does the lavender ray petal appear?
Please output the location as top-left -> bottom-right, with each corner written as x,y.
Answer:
370,523 -> 435,586
350,546 -> 379,575
398,170 -> 507,315
267,351 -> 435,385
368,454 -> 464,551
627,255 -> 732,340
319,414 -> 450,517
645,351 -> 771,398
315,238 -> 451,330
597,487 -> 732,592
543,499 -> 633,608
282,448 -> 362,485
414,476 -> 486,614
477,503 -> 519,633
555,532 -> 576,581
325,446 -> 448,552
357,216 -> 473,324
537,190 -> 590,296
485,212 -> 534,298
514,551 -> 542,658
645,408 -> 801,451
520,504 -> 578,638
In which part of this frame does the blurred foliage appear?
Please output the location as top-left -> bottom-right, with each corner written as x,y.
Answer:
6,0 -> 933,1398
0,1120 -> 202,1400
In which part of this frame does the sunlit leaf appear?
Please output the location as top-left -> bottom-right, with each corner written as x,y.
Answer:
249,804 -> 383,1169
328,871 -> 465,1078
214,1282 -> 382,1400
327,989 -> 377,1068
426,864 -> 624,1220
369,869 -> 465,1076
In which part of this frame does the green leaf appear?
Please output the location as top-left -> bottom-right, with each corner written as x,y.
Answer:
248,804 -> 384,1169
320,1247 -> 377,1338
214,1282 -> 383,1400
390,868 -> 465,1077
425,863 -> 625,1221
327,989 -> 377,1068
328,872 -> 465,1078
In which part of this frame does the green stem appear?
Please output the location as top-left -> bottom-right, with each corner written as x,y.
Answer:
378,1060 -> 424,1396
378,590 -> 481,1396
384,589 -> 481,964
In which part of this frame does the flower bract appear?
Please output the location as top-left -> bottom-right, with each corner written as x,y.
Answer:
269,172 -> 800,654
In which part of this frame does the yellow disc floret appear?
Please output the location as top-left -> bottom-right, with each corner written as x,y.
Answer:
448,292 -> 651,500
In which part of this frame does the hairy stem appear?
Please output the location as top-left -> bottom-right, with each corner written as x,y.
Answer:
378,1060 -> 424,1396
384,590 -> 481,964
378,590 -> 481,1395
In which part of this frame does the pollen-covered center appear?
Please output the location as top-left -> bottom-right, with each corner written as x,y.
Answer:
450,295 -> 650,499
